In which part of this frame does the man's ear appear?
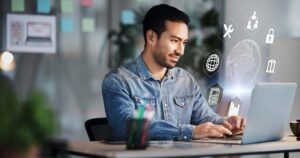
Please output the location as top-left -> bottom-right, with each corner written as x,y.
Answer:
146,30 -> 157,46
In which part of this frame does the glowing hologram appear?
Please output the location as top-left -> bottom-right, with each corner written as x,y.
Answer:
266,58 -> 276,73
227,97 -> 242,116
247,11 -> 258,30
265,28 -> 275,44
223,24 -> 234,39
206,83 -> 223,107
225,39 -> 261,86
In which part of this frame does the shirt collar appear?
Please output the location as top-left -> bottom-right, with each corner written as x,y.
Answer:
164,69 -> 174,79
136,54 -> 153,80
135,54 -> 175,80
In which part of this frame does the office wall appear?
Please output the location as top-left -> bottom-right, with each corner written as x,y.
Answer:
0,0 -> 111,140
268,38 -> 300,122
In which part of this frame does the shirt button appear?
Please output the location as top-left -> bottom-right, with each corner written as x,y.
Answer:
182,103 -> 184,105
184,136 -> 187,139
164,104 -> 167,107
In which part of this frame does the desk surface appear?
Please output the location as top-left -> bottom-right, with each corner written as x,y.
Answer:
66,135 -> 300,158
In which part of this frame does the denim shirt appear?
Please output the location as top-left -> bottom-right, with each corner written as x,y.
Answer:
102,54 -> 224,141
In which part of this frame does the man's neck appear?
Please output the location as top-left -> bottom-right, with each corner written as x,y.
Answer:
142,51 -> 167,81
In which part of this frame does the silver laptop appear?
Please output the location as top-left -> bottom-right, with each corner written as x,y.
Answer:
193,82 -> 297,144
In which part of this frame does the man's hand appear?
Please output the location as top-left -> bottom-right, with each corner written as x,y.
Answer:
193,122 -> 232,139
222,115 -> 246,135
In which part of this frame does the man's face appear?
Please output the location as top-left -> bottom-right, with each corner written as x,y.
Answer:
152,21 -> 188,69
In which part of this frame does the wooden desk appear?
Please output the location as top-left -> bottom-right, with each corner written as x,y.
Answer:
61,135 -> 300,158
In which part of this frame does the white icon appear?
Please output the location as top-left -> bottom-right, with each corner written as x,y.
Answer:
227,97 -> 241,117
208,87 -> 220,105
247,11 -> 258,30
206,83 -> 223,106
266,59 -> 276,73
223,24 -> 234,39
206,54 -> 219,72
265,28 -> 275,44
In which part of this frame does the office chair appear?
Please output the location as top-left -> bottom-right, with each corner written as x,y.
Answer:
84,117 -> 112,141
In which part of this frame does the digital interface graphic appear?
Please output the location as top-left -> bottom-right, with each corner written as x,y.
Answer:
209,10 -> 279,114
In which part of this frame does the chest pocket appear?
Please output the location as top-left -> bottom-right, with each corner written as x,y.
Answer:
173,95 -> 194,124
173,95 -> 193,108
134,96 -> 156,111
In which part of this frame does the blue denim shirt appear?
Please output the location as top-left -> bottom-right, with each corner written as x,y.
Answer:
102,54 -> 224,141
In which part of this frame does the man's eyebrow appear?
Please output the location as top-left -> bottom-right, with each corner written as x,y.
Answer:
170,35 -> 188,42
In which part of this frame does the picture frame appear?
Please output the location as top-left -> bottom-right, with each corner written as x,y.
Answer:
6,14 -> 56,54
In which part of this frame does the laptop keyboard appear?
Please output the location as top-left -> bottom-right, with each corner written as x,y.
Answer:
221,134 -> 243,140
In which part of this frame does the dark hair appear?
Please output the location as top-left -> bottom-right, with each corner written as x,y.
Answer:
142,4 -> 190,44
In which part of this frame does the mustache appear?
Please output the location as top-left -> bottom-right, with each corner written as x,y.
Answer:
169,53 -> 182,58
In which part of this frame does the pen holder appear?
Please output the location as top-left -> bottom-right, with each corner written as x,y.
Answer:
126,118 -> 149,149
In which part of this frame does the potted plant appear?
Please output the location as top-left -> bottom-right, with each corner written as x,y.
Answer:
0,73 -> 56,158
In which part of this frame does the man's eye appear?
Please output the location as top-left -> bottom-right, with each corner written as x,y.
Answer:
171,39 -> 178,43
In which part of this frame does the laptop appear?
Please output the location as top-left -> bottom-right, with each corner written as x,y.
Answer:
192,82 -> 297,144
25,22 -> 52,47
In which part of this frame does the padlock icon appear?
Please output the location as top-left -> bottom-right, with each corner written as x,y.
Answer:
265,28 -> 275,44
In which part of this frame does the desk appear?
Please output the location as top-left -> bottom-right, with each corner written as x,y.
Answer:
60,135 -> 300,158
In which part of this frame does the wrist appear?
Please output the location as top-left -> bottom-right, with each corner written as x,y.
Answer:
178,124 -> 195,141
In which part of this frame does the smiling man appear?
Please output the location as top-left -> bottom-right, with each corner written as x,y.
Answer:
102,4 -> 245,141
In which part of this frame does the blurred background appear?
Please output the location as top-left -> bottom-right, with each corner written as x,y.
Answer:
0,1 -> 299,157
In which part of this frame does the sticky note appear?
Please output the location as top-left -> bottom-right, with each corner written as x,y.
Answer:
81,18 -> 95,32
80,0 -> 92,7
61,18 -> 74,32
37,0 -> 51,13
121,10 -> 135,25
11,0 -> 25,12
61,0 -> 74,13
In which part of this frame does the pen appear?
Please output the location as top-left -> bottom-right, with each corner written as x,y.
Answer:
136,105 -> 146,147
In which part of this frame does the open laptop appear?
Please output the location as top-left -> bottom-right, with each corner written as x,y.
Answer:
25,22 -> 52,47
193,82 -> 297,144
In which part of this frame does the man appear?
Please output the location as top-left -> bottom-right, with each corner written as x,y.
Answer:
102,4 -> 245,141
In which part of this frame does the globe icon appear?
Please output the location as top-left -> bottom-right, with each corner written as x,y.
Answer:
225,39 -> 261,86
206,54 -> 220,72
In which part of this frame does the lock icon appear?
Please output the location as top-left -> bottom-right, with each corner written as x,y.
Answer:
265,28 -> 275,44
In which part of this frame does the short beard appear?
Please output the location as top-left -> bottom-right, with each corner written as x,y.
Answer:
153,51 -> 175,69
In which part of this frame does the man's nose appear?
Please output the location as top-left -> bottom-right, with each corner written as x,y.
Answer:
175,43 -> 184,55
